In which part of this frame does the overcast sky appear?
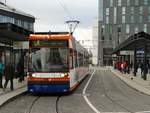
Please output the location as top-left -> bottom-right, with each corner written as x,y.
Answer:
6,0 -> 98,42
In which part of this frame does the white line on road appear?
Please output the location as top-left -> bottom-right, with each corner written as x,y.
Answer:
82,70 -> 101,113
136,111 -> 150,113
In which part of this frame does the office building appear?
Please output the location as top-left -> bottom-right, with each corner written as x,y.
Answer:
0,2 -> 35,67
98,0 -> 150,65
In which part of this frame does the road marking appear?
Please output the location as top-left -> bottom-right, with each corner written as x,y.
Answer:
101,111 -> 150,113
101,112 -> 129,113
82,69 -> 150,113
136,111 -> 150,113
82,70 -> 101,113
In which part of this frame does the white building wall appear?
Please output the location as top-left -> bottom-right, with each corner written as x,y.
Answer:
92,18 -> 98,65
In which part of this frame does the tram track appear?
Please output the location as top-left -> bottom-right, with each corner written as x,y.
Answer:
55,96 -> 61,113
100,71 -> 134,113
24,95 -> 62,113
25,96 -> 41,113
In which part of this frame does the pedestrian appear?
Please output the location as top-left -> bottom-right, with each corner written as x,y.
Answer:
17,58 -> 24,82
3,62 -> 15,91
130,61 -> 133,71
121,62 -> 125,73
0,60 -> 4,88
140,62 -> 144,76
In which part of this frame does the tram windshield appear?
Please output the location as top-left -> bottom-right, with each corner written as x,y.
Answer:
29,48 -> 68,72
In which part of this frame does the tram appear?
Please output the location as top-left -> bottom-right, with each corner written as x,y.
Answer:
27,32 -> 90,93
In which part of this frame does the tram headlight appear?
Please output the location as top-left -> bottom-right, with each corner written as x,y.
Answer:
27,72 -> 32,77
61,73 -> 65,77
32,73 -> 36,77
60,73 -> 68,77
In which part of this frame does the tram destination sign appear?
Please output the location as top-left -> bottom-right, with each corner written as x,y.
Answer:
30,40 -> 68,47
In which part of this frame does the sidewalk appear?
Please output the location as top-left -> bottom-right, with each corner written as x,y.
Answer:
109,67 -> 150,96
0,78 -> 27,106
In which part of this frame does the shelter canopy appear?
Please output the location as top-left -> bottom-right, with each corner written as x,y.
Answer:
112,31 -> 150,54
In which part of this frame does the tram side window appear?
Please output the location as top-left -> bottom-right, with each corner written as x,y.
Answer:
70,49 -> 73,69
75,51 -> 78,67
84,56 -> 89,67
79,53 -> 84,67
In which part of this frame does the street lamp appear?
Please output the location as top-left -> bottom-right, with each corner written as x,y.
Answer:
65,20 -> 80,35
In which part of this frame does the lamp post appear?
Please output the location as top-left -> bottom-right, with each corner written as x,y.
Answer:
65,20 -> 80,35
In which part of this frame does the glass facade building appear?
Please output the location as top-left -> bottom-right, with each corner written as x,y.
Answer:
0,2 -> 35,73
98,0 -> 150,66
0,2 -> 34,31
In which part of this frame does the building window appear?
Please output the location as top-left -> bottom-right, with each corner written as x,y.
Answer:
148,15 -> 150,22
0,15 -> 3,22
135,0 -> 139,6
106,8 -> 109,16
144,0 -> 148,5
102,25 -> 105,34
15,19 -> 22,27
144,24 -> 147,32
106,16 -> 109,24
24,21 -> 28,29
127,0 -> 130,6
18,20 -> 21,27
29,23 -> 34,31
114,7 -> 117,24
3,16 -> 6,23
0,15 -> 14,24
122,16 -> 125,23
9,17 -> 13,23
131,7 -> 134,14
139,16 -> 143,23
109,25 -> 113,34
101,25 -> 105,40
139,7 -> 143,14
118,0 -> 121,6
134,26 -> 138,33
126,24 -> 130,34
110,0 -> 113,7
122,7 -> 126,15
148,7 -> 150,14
131,16 -> 134,23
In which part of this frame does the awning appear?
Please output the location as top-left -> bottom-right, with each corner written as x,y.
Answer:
0,23 -> 33,44
112,31 -> 150,54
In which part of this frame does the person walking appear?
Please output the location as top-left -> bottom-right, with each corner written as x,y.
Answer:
3,62 -> 15,91
17,58 -> 24,82
0,60 -> 4,88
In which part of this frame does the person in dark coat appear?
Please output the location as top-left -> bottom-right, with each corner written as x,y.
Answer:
0,60 -> 4,88
17,58 -> 24,82
3,62 -> 15,91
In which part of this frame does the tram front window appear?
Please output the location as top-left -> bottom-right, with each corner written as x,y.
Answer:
29,48 -> 68,72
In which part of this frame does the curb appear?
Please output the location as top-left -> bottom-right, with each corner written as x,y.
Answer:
0,86 -> 27,107
109,68 -> 150,96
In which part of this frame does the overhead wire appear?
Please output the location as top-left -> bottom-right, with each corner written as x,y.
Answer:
55,0 -> 93,49
55,0 -> 73,19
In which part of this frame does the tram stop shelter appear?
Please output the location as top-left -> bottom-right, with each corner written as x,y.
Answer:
0,23 -> 32,70
0,23 -> 32,44
112,31 -> 150,80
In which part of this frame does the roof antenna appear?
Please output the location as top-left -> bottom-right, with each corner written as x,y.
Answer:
65,20 -> 80,35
